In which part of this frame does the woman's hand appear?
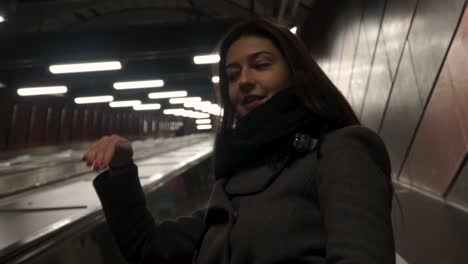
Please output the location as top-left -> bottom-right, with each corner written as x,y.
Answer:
82,134 -> 133,171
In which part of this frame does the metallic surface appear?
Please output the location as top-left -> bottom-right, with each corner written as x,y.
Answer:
449,158 -> 468,208
381,0 -> 418,80
399,61 -> 467,195
407,0 -> 466,106
393,183 -> 468,264
361,35 -> 392,132
445,5 -> 468,206
349,23 -> 372,115
0,135 -> 208,196
0,134 -> 214,261
380,43 -> 422,178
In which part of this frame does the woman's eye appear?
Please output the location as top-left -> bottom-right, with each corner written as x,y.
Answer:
255,62 -> 271,69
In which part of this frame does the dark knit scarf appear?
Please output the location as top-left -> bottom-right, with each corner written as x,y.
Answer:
214,87 -> 335,179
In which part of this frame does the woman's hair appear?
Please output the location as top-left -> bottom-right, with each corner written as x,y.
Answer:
213,17 -> 360,131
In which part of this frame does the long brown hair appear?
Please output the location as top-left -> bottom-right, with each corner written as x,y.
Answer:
214,17 -> 359,132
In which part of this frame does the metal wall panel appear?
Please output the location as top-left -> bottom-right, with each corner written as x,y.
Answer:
446,6 -> 468,139
0,91 -> 13,150
28,105 -> 48,146
340,3 -> 365,102
362,0 -> 386,58
448,158 -> 468,207
8,103 -> 32,149
380,42 -> 422,178
337,27 -> 357,96
400,62 -> 467,195
381,0 -> 418,80
58,107 -> 73,143
407,0 -> 465,107
349,24 -> 372,115
71,108 -> 84,142
446,5 -> 468,205
44,105 -> 61,145
361,35 -> 392,132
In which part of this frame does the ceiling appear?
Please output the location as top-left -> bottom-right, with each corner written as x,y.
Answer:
0,0 -> 327,109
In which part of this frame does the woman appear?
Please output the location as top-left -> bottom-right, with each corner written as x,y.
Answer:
83,17 -> 395,264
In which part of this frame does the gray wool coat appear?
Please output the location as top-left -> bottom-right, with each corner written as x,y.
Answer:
93,125 -> 395,264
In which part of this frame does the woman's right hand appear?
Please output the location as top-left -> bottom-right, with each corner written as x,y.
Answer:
82,134 -> 133,171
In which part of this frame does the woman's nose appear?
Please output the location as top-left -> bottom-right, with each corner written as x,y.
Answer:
239,69 -> 255,92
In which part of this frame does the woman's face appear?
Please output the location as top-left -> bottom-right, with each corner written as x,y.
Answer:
225,35 -> 291,117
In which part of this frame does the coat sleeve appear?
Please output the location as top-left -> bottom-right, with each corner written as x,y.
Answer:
93,164 -> 206,264
316,126 -> 395,264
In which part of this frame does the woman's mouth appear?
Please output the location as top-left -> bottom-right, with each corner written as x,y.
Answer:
242,95 -> 267,109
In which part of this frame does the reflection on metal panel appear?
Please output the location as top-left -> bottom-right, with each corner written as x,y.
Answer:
400,62 -> 467,195
381,0 -> 418,80
380,43 -> 422,178
407,0 -> 465,107
448,158 -> 468,207
350,24 -> 372,115
361,36 -> 392,132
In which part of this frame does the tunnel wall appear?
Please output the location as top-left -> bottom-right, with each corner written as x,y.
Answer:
311,0 -> 468,207
0,88 -> 187,151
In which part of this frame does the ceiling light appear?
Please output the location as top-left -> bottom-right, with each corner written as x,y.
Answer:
191,112 -> 210,119
193,54 -> 220,64
17,86 -> 68,96
163,108 -> 185,115
114,80 -> 164,90
49,61 -> 122,74
194,102 -> 214,111
290,26 -> 298,34
133,103 -> 161,111
169,97 -> 201,104
197,124 -> 212,130
74,95 -> 113,104
148,91 -> 187,99
212,76 -> 220,84
196,119 -> 211,124
0,16 -> 5,23
184,101 -> 212,108
109,100 -> 141,108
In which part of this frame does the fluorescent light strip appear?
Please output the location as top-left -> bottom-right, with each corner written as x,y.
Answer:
49,61 -> 122,74
163,108 -> 185,115
196,119 -> 211,124
114,80 -> 164,90
75,95 -> 113,104
212,76 -> 220,84
184,101 -> 212,108
169,97 -> 201,104
197,124 -> 212,130
109,100 -> 141,108
133,103 -> 161,111
163,109 -> 209,119
17,86 -> 67,96
148,91 -> 187,99
191,112 -> 210,119
193,54 -> 220,64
